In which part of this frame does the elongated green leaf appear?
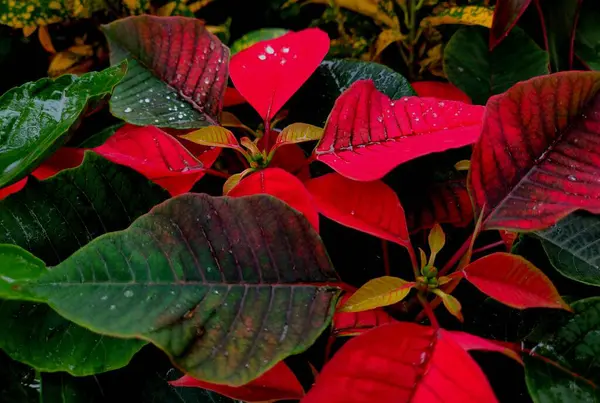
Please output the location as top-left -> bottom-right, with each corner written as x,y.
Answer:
0,151 -> 169,266
525,297 -> 600,402
0,244 -> 45,300
29,194 -> 341,386
0,351 -> 38,403
575,1 -> 600,71
230,28 -> 289,54
103,16 -> 229,129
0,64 -> 126,188
444,26 -> 548,105
537,213 -> 600,286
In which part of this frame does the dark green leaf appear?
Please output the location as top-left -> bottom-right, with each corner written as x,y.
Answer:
575,1 -> 600,70
29,194 -> 341,386
537,213 -> 600,287
538,0 -> 581,71
288,59 -> 415,126
0,244 -> 45,301
0,64 -> 126,188
41,372 -> 101,403
77,121 -> 125,148
0,350 -> 38,403
230,28 -> 289,54
0,151 -> 169,266
444,26 -> 549,105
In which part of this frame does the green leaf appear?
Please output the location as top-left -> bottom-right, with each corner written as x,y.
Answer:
0,151 -> 169,266
537,213 -> 600,287
230,28 -> 289,54
103,15 -> 229,129
0,350 -> 38,403
0,63 -> 126,188
0,0 -> 106,29
77,121 -> 125,148
41,373 -> 101,403
575,2 -> 600,71
0,244 -> 45,301
444,26 -> 549,105
525,297 -> 600,402
288,59 -> 415,126
0,300 -> 145,376
29,194 -> 341,386
538,0 -> 581,72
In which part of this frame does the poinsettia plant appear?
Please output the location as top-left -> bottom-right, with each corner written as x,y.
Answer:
1,7 -> 600,403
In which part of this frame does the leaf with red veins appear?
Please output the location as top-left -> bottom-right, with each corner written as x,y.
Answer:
461,252 -> 571,310
315,80 -> 485,181
93,125 -> 207,196
301,322 -> 498,403
305,173 -> 410,247
447,330 -> 523,365
469,71 -> 600,231
332,293 -> 396,337
411,81 -> 472,104
170,361 -> 304,402
228,168 -> 319,231
490,0 -> 533,49
230,28 -> 330,121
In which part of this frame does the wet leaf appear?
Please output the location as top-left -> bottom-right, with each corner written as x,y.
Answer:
0,244 -> 44,301
230,28 -> 289,55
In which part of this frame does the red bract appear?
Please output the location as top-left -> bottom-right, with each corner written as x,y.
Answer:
170,361 -> 304,402
332,293 -> 396,337
461,252 -> 571,310
315,80 -> 485,181
448,330 -> 523,365
302,322 -> 498,403
229,28 -> 330,122
305,173 -> 410,247
260,130 -> 311,181
94,125 -> 214,196
499,230 -> 518,251
411,81 -> 472,104
469,71 -> 600,231
228,168 -> 319,231
223,87 -> 246,107
490,0 -> 533,49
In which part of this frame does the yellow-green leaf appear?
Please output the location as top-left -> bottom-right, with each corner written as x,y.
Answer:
419,247 -> 427,270
428,223 -> 445,265
0,0 -> 105,29
223,168 -> 254,195
339,276 -> 415,313
433,289 -> 463,322
454,159 -> 471,171
275,123 -> 323,148
287,0 -> 399,28
373,29 -> 405,59
421,5 -> 494,29
180,126 -> 243,151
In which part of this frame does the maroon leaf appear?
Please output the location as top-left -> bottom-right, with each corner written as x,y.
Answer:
315,80 -> 485,181
490,0 -> 533,49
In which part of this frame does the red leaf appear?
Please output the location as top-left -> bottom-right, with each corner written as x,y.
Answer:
0,179 -> 27,200
469,72 -> 600,231
228,168 -> 319,231
223,87 -> 246,107
170,361 -> 304,402
93,125 -> 206,196
411,81 -> 472,104
229,28 -> 330,122
448,330 -> 523,365
302,322 -> 498,403
30,148 -> 85,180
332,293 -> 396,337
406,179 -> 473,233
315,80 -> 485,181
462,252 -> 571,310
305,173 -> 410,247
490,0 -> 533,49
499,230 -> 518,251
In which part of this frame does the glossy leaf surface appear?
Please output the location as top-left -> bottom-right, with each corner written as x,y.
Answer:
103,16 -> 229,129
274,123 -> 323,149
302,322 -> 498,403
228,168 -> 319,231
315,80 -> 485,181
469,72 -> 600,230
339,276 -> 413,312
180,126 -> 243,151
411,81 -> 471,104
230,28 -> 329,121
332,293 -> 396,337
0,244 -> 45,300
462,253 -> 570,310
490,0 -> 532,49
306,173 -> 410,247
30,194 -> 341,385
0,64 -> 125,188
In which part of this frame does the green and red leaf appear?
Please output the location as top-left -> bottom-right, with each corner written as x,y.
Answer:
315,80 -> 485,181
469,71 -> 600,231
411,81 -> 472,104
490,0 -> 532,49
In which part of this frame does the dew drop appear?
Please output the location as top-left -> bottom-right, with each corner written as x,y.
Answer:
281,46 -> 290,53
110,305 -> 116,310
124,290 -> 134,298
258,54 -> 267,61
376,116 -> 383,123
265,45 -> 275,54
144,98 -> 150,103
567,175 -> 577,182
280,58 -> 287,65
457,66 -> 465,73
124,107 -> 132,113
350,210 -> 356,215
204,77 -> 210,84
101,295 -> 108,301
155,119 -> 159,123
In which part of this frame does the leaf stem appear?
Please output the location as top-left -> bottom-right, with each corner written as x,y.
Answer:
203,168 -> 231,179
417,293 -> 439,329
438,234 -> 473,277
382,240 -> 391,276
471,240 -> 506,256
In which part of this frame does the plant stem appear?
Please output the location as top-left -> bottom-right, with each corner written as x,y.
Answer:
438,234 -> 473,277
382,240 -> 391,276
471,240 -> 506,256
203,168 -> 231,179
407,0 -> 417,80
417,293 -> 439,329
263,119 -> 272,152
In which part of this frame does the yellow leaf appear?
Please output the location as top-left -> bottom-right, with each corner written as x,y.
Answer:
287,0 -> 399,28
157,2 -> 177,16
189,0 -> 215,12
428,223 -> 445,266
22,26 -> 36,37
373,29 -> 405,59
48,51 -> 80,77
339,276 -> 414,313
240,136 -> 262,157
223,168 -> 254,195
180,126 -> 243,150
275,123 -> 323,147
454,159 -> 471,171
37,26 -> 56,53
419,43 -> 445,78
419,247 -> 427,270
433,289 -> 463,322
421,5 -> 494,29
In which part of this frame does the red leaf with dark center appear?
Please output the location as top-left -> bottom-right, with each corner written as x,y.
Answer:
315,80 -> 485,181
332,293 -> 396,337
461,252 -> 571,310
406,179 -> 473,233
93,125 -> 207,196
229,28 -> 330,121
228,168 -> 319,231
490,0 -> 533,49
223,87 -> 246,107
448,330 -> 523,365
411,81 -> 472,104
305,173 -> 410,247
170,361 -> 304,402
302,322 -> 498,403
469,71 -> 600,231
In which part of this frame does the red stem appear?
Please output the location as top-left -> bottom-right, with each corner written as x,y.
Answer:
203,168 -> 231,179
438,234 -> 473,276
417,293 -> 439,329
382,240 -> 391,276
471,240 -> 506,256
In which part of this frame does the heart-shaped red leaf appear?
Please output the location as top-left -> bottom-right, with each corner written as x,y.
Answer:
411,81 -> 472,104
490,0 -> 533,49
229,28 -> 330,122
228,168 -> 319,231
93,125 -> 210,196
461,252 -> 570,310
448,330 -> 523,364
305,172 -> 410,247
469,71 -> 600,231
315,80 -> 485,181
170,361 -> 304,402
332,293 -> 396,337
302,322 -> 498,403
